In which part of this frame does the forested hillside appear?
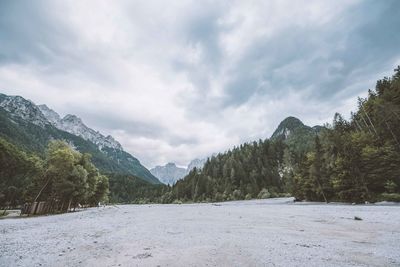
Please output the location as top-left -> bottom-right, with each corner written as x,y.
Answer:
163,67 -> 400,203
108,174 -> 168,203
291,67 -> 400,203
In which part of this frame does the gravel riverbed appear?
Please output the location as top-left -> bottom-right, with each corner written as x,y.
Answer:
1,198 -> 399,267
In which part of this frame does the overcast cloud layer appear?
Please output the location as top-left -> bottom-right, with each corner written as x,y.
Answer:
1,0 -> 399,168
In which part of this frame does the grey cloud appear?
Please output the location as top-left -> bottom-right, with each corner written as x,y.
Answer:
69,108 -> 200,147
0,1 -> 74,66
1,1 -> 399,167
184,0 -> 400,115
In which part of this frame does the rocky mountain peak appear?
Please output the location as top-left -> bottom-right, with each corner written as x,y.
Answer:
271,116 -> 307,140
37,102 -> 122,151
0,94 -> 50,127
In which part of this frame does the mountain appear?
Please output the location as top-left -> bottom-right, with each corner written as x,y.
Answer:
150,156 -> 212,185
271,116 -> 312,140
0,93 -> 160,184
0,94 -> 50,127
38,105 -> 122,150
271,116 -> 323,156
150,163 -> 187,185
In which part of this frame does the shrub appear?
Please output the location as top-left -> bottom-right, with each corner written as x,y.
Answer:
257,188 -> 271,199
232,189 -> 242,200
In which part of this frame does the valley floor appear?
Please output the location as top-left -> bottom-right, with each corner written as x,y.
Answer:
0,198 -> 399,267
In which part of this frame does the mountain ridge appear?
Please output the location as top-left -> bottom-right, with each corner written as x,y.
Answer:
0,93 -> 160,184
150,158 -> 209,185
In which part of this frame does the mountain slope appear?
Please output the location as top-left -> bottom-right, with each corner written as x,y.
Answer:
0,93 -> 160,184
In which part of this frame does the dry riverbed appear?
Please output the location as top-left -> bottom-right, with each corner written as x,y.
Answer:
1,198 -> 399,267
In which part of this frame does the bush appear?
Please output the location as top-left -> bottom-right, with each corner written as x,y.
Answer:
245,193 -> 252,200
214,192 -> 223,202
257,188 -> 271,199
232,189 -> 242,200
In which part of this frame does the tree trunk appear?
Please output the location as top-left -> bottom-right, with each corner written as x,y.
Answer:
2,207 -> 7,216
384,119 -> 400,151
67,198 -> 72,212
359,113 -> 373,135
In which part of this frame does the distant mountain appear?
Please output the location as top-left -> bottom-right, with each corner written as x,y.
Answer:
150,163 -> 187,185
0,93 -> 160,184
150,157 -> 211,185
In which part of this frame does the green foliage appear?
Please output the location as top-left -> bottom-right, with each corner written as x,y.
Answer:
380,193 -> 400,202
0,137 -> 43,207
257,188 -> 271,199
291,67 -> 400,203
0,139 -> 109,211
37,140 -> 110,211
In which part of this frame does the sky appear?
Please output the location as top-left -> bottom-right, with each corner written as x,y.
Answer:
1,0 -> 400,168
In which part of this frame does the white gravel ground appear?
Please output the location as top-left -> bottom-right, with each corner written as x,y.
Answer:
1,198 -> 399,267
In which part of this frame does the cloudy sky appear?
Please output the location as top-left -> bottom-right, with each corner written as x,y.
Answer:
1,0 -> 399,168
